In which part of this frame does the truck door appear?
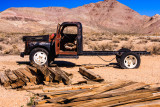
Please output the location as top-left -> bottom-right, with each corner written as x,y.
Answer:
55,24 -> 61,55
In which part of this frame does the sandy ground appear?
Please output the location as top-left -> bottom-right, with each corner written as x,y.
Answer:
0,55 -> 160,106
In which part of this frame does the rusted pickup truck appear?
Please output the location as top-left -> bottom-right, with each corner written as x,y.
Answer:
21,22 -> 150,69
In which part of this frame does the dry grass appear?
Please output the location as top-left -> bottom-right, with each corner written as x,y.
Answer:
0,33 -> 24,55
147,37 -> 160,42
145,45 -> 160,55
112,37 -> 120,43
0,32 -> 160,55
117,35 -> 129,41
137,40 -> 148,44
89,42 -> 118,51
121,43 -> 134,50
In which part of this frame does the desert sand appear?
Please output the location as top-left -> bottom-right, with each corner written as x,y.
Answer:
0,55 -> 160,106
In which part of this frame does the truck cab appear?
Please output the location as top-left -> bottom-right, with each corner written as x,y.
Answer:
21,22 -> 83,66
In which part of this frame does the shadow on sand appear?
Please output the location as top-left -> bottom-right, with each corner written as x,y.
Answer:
16,61 -> 120,68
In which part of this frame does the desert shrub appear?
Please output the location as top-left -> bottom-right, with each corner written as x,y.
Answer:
147,37 -> 160,42
117,36 -> 129,41
3,45 -> 20,55
87,33 -> 112,41
89,43 -> 117,51
121,43 -> 134,50
137,40 -> 148,44
27,97 -> 35,106
137,36 -> 146,40
112,37 -> 120,43
146,45 -> 160,55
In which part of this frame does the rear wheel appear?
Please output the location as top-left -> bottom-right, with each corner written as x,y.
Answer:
119,52 -> 140,69
30,48 -> 49,66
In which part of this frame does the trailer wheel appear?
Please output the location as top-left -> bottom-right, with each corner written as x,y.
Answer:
30,48 -> 49,66
120,52 -> 140,69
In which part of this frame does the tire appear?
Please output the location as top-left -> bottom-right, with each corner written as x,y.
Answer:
116,48 -> 130,65
29,48 -> 49,66
119,52 -> 140,69
116,55 -> 121,64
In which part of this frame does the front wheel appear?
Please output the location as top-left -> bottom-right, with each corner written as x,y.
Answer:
30,48 -> 49,66
119,52 -> 140,69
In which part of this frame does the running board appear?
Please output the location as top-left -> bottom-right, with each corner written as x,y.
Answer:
57,55 -> 79,59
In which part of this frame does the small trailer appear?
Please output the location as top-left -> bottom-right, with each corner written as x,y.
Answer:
20,22 -> 150,69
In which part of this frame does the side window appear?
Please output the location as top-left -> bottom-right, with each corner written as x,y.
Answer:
63,26 -> 77,35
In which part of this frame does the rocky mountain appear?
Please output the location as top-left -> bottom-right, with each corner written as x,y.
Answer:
0,0 -> 159,34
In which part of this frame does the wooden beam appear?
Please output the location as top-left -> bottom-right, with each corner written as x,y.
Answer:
55,67 -> 71,85
35,100 -> 47,105
18,68 -> 36,83
46,89 -> 90,103
79,67 -> 104,82
5,69 -> 18,82
26,65 -> 37,73
11,79 -> 25,88
0,72 -> 10,87
67,83 -> 150,103
75,92 -> 153,107
47,67 -> 61,82
110,93 -> 160,106
13,70 -> 29,84
65,81 -> 133,101
38,89 -> 89,97
43,83 -> 105,92
22,85 -> 43,90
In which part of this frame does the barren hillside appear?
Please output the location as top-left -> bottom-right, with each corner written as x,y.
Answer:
0,0 -> 160,34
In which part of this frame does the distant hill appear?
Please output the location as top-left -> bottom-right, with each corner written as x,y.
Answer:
0,0 -> 160,34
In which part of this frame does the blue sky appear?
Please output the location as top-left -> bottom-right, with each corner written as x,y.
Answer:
0,0 -> 160,16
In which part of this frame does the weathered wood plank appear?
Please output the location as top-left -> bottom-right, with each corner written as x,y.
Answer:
55,67 -> 71,85
36,103 -> 61,107
47,67 -> 62,82
22,85 -> 43,90
79,67 -> 104,81
13,70 -> 29,84
26,65 -> 37,73
34,66 -> 54,82
102,82 -> 148,95
66,83 -> 150,103
65,81 -> 133,101
75,92 -> 153,107
11,79 -> 25,88
38,89 -> 89,97
0,71 -> 10,87
5,69 -> 18,82
18,68 -> 36,83
109,93 -> 160,106
35,100 -> 47,105
46,88 -> 90,103
43,83 -> 105,92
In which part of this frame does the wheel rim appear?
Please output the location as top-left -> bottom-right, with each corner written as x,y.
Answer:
33,51 -> 47,65
124,55 -> 137,69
